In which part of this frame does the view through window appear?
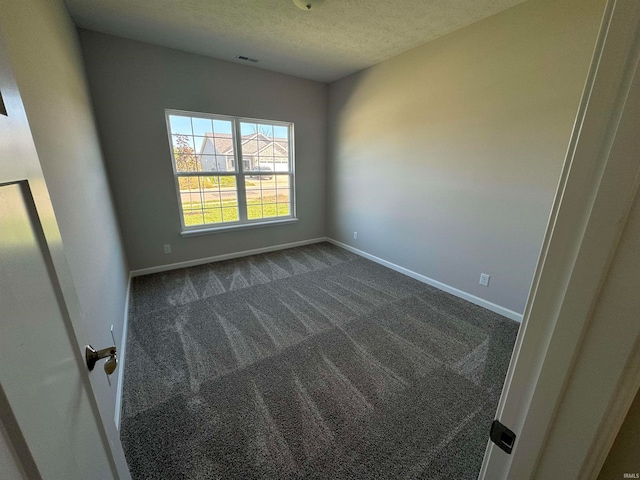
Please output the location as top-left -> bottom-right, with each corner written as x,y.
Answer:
166,110 -> 295,230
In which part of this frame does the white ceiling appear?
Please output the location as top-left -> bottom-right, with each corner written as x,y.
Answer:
64,0 -> 528,83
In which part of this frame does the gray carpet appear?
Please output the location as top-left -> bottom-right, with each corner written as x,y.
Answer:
120,242 -> 519,479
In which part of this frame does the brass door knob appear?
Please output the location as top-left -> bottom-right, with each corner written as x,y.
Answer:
85,345 -> 118,375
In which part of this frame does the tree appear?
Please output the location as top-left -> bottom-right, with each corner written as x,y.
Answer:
174,134 -> 201,191
248,124 -> 273,138
174,134 -> 199,172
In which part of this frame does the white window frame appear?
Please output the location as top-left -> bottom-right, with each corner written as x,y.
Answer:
165,109 -> 297,235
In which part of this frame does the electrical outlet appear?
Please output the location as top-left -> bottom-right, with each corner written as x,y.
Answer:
479,273 -> 490,287
164,244 -> 172,254
353,232 -> 358,240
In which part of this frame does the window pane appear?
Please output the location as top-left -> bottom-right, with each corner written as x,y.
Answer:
188,133 -> 235,173
274,175 -> 291,218
246,165 -> 273,178
247,203 -> 263,220
240,123 -> 289,174
263,192 -> 281,218
256,124 -> 274,139
245,176 -> 289,221
274,129 -> 289,158
192,117 -> 213,137
221,207 -> 239,222
193,136 -> 208,154
274,137 -> 289,157
257,138 -> 271,151
261,189 -> 277,203
179,176 -> 205,226
259,159 -> 276,172
242,155 -> 273,176
278,204 -> 290,216
245,176 -> 263,220
275,140 -> 289,157
179,175 -> 238,226
173,135 -> 200,172
215,176 -> 238,207
213,120 -> 233,135
240,122 -> 257,136
263,203 -> 279,218
245,176 -> 260,193
169,115 -> 192,135
214,136 -> 234,157
199,154 -> 235,173
243,138 -> 259,157
274,156 -> 289,171
202,205 -> 222,225
172,134 -> 195,151
274,175 -> 290,205
273,125 -> 288,139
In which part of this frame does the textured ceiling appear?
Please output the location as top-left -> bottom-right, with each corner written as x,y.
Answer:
64,0 -> 528,83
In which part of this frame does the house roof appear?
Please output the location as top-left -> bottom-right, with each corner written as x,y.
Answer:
198,132 -> 288,157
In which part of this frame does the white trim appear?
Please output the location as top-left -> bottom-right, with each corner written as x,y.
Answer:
130,237 -> 328,277
180,217 -> 298,236
113,273 -> 132,431
326,238 -> 523,323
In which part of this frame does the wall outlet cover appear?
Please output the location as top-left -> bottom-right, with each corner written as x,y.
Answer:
480,273 -> 490,286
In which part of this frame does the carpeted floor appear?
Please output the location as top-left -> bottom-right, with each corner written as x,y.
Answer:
120,242 -> 519,479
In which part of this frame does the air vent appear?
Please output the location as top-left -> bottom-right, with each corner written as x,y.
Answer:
236,55 -> 259,63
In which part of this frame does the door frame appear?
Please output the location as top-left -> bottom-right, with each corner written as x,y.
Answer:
479,0 -> 640,478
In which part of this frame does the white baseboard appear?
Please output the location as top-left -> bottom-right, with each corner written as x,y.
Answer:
114,272 -> 132,431
326,238 -> 523,323
130,237 -> 328,277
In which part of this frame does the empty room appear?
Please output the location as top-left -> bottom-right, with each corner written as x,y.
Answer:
2,0 -> 640,479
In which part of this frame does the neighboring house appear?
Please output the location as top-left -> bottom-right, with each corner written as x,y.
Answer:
198,132 -> 289,172
197,132 -> 235,171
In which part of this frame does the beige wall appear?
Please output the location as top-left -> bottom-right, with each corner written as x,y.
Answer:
0,0 -> 130,477
326,0 -> 606,314
78,31 -> 328,271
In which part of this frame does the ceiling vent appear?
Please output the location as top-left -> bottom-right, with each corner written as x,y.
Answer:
236,55 -> 258,63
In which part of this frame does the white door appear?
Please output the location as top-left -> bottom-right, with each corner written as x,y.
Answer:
0,32 -> 119,480
479,0 -> 640,478
0,183 -> 115,479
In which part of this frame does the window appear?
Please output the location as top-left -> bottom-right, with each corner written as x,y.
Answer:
165,110 -> 295,232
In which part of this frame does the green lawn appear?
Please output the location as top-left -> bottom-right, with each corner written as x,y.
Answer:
183,198 -> 290,226
178,176 -> 255,189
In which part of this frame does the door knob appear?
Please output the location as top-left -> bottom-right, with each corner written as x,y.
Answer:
85,345 -> 117,375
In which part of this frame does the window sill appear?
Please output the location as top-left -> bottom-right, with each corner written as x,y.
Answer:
180,217 -> 298,237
